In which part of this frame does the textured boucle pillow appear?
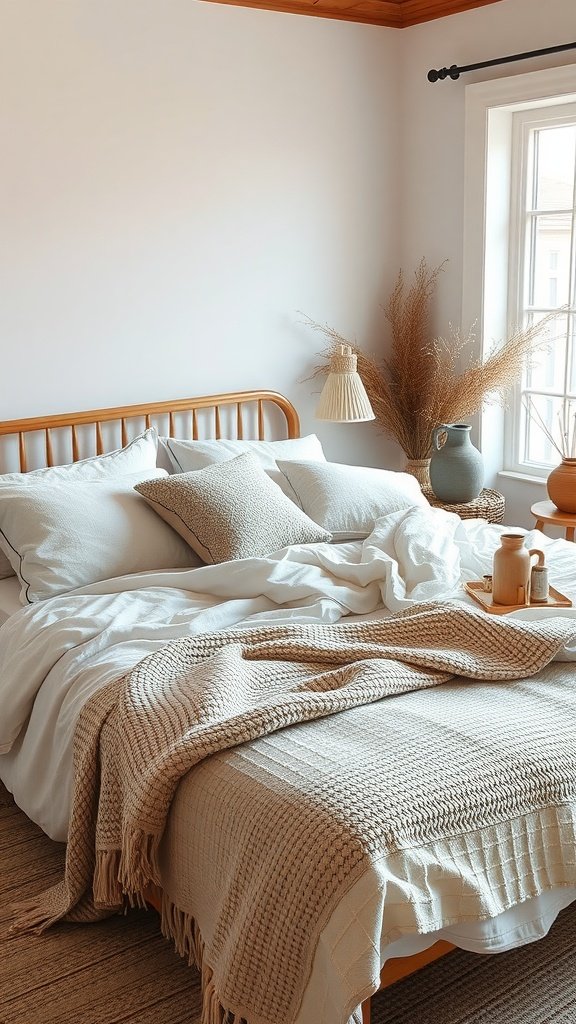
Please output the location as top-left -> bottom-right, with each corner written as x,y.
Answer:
135,453 -> 332,564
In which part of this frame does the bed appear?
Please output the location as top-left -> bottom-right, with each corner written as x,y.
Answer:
1,389 -> 576,1024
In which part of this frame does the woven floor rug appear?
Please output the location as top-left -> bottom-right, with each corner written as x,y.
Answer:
1,782 -> 575,1024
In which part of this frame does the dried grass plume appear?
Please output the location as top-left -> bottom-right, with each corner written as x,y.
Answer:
305,260 -> 557,461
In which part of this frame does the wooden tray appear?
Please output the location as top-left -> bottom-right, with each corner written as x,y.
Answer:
464,580 -> 573,615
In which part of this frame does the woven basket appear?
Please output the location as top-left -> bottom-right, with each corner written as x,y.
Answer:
424,487 -> 505,524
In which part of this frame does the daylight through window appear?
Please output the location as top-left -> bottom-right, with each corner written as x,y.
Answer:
509,104 -> 576,473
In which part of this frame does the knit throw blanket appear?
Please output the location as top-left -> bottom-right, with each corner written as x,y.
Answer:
12,603 -> 576,1024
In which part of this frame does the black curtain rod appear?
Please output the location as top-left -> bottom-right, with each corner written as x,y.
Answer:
428,40 -> 576,83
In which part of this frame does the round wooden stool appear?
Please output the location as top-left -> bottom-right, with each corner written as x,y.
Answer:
531,499 -> 576,542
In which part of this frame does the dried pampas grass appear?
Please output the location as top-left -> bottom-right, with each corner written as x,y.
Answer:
305,260 -> 557,461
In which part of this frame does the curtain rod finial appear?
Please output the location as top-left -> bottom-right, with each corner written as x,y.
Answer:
428,64 -> 460,83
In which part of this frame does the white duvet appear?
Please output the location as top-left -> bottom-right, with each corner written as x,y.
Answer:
1,505 -> 575,843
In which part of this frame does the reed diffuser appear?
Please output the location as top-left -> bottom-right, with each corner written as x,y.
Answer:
524,396 -> 576,513
523,395 -> 576,460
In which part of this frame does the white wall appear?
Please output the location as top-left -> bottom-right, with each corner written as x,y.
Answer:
4,0 -> 576,502
0,0 -> 401,468
399,0 -> 576,526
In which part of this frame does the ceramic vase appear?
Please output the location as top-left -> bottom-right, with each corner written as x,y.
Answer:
429,424 -> 484,504
492,533 -> 544,606
547,458 -> 576,514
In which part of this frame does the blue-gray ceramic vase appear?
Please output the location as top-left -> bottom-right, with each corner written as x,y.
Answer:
429,423 -> 484,504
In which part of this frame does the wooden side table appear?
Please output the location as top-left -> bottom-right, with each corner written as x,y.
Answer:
424,487 -> 506,524
531,500 -> 576,541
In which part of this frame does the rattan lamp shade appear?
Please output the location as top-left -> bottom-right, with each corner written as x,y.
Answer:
316,345 -> 375,423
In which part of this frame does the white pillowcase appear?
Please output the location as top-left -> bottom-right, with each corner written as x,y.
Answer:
276,460 -> 430,540
0,468 -> 200,603
0,428 -> 159,581
160,435 -> 326,500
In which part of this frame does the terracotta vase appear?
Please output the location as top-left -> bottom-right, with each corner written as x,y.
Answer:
547,458 -> 576,514
492,533 -> 544,606
404,458 -> 431,493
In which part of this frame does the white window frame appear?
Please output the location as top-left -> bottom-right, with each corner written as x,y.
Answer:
462,65 -> 576,489
506,102 -> 576,477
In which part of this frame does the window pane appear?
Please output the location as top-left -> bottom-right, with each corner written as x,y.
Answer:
534,125 -> 576,211
529,213 -> 572,307
563,399 -> 576,459
523,393 -> 566,466
570,317 -> 576,395
505,106 -> 576,475
525,313 -> 567,392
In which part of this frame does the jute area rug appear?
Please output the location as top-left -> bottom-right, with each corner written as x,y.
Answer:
1,782 -> 575,1024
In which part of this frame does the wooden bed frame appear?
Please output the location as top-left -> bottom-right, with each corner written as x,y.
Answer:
0,389 -> 455,1021
0,390 -> 300,471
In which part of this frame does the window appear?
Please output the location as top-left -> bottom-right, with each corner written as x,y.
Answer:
507,105 -> 576,475
463,66 -> 576,489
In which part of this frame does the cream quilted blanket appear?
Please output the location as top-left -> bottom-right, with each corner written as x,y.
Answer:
13,602 -> 576,1024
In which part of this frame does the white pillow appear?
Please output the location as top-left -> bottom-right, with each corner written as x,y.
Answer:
0,428 -> 159,581
160,435 -> 326,500
276,460 -> 430,540
0,469 -> 200,603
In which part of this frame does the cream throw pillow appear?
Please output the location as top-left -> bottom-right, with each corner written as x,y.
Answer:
0,428 -> 159,581
135,453 -> 332,564
276,460 -> 430,540
0,468 -> 200,603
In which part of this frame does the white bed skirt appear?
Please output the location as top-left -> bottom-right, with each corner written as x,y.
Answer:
295,861 -> 576,1022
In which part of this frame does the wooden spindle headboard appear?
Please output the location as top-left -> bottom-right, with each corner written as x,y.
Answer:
0,390 -> 300,473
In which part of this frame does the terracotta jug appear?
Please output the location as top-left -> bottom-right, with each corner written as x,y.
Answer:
492,533 -> 544,606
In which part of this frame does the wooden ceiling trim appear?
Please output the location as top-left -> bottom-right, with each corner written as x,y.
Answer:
200,0 -> 403,26
200,0 -> 503,28
400,0 -> 503,27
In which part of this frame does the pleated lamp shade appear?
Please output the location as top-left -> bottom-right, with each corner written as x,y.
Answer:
316,345 -> 375,423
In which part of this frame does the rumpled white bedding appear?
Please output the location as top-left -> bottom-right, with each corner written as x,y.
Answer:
0,576 -> 21,625
1,506 -> 575,839
0,506 -> 575,1023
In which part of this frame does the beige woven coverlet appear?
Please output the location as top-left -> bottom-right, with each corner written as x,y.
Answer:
13,603 -> 576,1024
